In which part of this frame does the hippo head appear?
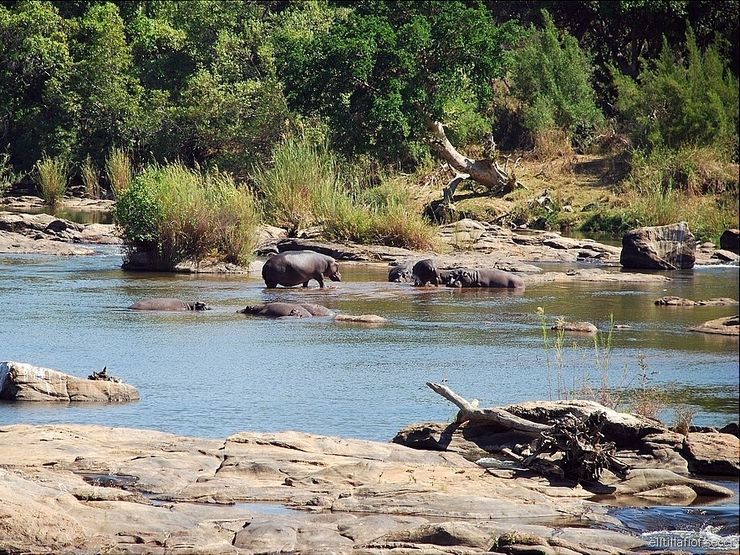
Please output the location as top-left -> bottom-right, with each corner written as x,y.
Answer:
448,269 -> 475,288
190,301 -> 210,311
325,261 -> 342,282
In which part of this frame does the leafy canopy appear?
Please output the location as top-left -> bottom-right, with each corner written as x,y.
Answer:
276,1 -> 523,164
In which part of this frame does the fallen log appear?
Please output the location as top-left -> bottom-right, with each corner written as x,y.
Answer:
426,382 -> 551,437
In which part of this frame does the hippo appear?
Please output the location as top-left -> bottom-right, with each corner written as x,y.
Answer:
446,268 -> 525,290
388,261 -> 414,283
129,298 -> 210,311
412,259 -> 442,286
262,251 -> 341,288
239,302 -> 333,318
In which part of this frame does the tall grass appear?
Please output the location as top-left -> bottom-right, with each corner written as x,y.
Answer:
115,163 -> 259,268
252,133 -> 339,234
106,148 -> 133,199
36,156 -> 69,207
0,152 -> 14,196
254,133 -> 439,250
81,154 -> 100,199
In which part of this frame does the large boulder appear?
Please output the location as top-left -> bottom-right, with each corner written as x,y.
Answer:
620,222 -> 696,270
0,361 -> 139,402
683,432 -> 740,476
719,228 -> 740,254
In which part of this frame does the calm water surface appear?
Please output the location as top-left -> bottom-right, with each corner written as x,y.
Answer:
0,246 -> 737,440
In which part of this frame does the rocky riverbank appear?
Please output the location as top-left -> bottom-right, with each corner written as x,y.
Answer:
0,422 -> 678,554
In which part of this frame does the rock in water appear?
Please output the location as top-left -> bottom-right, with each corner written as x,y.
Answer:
0,361 -> 139,402
719,228 -> 739,254
620,222 -> 696,270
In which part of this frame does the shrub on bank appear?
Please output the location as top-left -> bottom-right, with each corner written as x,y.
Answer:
115,163 -> 259,269
36,156 -> 69,207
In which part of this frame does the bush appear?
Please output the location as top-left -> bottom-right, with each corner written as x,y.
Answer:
509,10 -> 604,152
115,163 -> 259,268
613,30 -> 739,155
323,178 -> 439,251
36,156 -> 69,207
0,152 -> 15,196
617,146 -> 739,243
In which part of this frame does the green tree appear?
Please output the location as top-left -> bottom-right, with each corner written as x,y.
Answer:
613,29 -> 739,153
276,0 -> 523,165
0,1 -> 76,170
509,10 -> 604,149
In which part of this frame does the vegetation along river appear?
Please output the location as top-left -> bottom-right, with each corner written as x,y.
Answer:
0,245 -> 737,440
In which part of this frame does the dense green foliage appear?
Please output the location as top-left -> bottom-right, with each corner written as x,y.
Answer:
613,30 -> 739,154
0,1 -> 737,255
509,11 -> 604,149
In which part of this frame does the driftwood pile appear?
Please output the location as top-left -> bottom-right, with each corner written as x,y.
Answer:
426,382 -> 629,485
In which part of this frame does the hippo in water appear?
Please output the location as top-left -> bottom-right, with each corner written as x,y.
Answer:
412,259 -> 441,286
129,298 -> 210,311
262,251 -> 341,288
446,268 -> 525,290
388,261 -> 414,283
239,302 -> 334,318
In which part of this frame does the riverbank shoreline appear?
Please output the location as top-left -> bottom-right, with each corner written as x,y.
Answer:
2,421 -> 736,554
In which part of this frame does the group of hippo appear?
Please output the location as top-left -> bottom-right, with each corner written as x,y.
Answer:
128,250 -> 524,317
389,258 -> 525,290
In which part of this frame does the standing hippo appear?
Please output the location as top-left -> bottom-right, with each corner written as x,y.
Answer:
412,259 -> 441,286
262,251 -> 341,288
388,261 -> 414,282
447,268 -> 525,290
129,298 -> 210,311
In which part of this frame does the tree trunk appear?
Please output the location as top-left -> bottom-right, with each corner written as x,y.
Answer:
426,382 -> 552,437
427,120 -> 518,196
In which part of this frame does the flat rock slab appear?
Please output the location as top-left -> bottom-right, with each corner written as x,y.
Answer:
0,361 -> 139,402
690,315 -> 740,336
0,424 -> 647,554
0,230 -> 95,255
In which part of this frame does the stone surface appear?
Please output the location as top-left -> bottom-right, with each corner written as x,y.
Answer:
551,321 -> 598,334
620,222 -> 696,270
690,315 -> 739,336
682,432 -> 740,476
719,228 -> 740,254
335,314 -> 389,324
0,424 -> 650,554
0,361 -> 139,403
655,296 -> 738,307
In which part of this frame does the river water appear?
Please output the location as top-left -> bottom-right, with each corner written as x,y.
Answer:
0,245 -> 737,440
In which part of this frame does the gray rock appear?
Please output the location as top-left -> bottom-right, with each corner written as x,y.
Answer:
720,228 -> 739,254
0,361 -> 139,402
690,315 -> 739,336
620,222 -> 696,270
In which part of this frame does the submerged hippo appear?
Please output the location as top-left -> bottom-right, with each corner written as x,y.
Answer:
447,268 -> 525,290
412,259 -> 442,286
388,261 -> 414,283
239,302 -> 334,318
129,298 -> 210,311
262,251 -> 341,288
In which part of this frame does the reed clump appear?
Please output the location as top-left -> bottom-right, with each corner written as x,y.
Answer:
254,132 -> 438,250
36,155 -> 69,207
106,148 -> 133,199
81,154 -> 100,199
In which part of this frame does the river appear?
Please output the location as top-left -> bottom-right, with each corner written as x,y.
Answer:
0,245 -> 737,440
